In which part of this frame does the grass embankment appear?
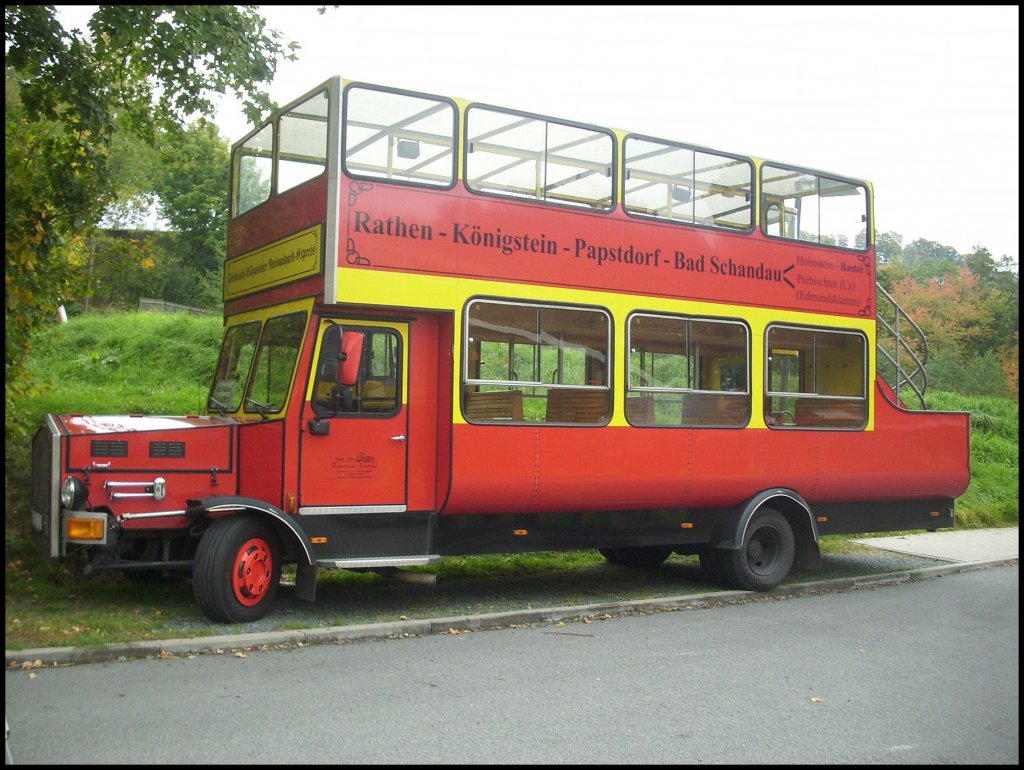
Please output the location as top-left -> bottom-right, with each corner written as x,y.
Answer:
4,311 -> 1019,651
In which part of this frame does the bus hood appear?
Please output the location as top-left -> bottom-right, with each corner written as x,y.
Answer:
56,414 -> 238,436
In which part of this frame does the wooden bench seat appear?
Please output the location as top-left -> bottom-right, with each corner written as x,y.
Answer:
681,393 -> 748,426
625,394 -> 656,425
465,389 -> 524,422
545,388 -> 609,423
794,398 -> 864,427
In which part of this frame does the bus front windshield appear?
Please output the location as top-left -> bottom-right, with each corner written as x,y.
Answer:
207,311 -> 308,417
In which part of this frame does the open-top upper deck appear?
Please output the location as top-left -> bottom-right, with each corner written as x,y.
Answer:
225,77 -> 874,318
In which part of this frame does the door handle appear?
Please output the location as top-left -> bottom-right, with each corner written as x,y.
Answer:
390,434 -> 406,442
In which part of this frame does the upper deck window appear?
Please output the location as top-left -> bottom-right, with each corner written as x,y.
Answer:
761,164 -> 868,250
343,85 -> 456,187
232,89 -> 328,217
465,107 -> 614,210
624,137 -> 753,231
233,124 -> 273,216
278,90 -> 329,194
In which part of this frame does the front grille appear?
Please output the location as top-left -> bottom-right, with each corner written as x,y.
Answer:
150,441 -> 185,458
92,439 -> 128,457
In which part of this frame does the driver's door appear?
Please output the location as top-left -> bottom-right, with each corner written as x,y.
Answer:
299,321 -> 408,513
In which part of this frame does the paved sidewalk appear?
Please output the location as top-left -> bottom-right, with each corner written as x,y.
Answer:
852,527 -> 1019,562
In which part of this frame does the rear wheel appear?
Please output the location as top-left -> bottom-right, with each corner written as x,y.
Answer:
193,515 -> 281,623
599,545 -> 673,569
715,507 -> 795,591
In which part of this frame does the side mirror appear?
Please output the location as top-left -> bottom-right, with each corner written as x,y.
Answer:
339,331 -> 364,386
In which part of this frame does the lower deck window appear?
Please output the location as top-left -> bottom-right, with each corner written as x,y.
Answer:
626,313 -> 749,427
463,299 -> 610,424
765,325 -> 866,429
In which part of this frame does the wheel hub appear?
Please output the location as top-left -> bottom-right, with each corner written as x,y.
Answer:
747,539 -> 765,561
232,538 -> 273,606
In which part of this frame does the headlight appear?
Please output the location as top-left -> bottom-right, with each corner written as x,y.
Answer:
60,476 -> 87,509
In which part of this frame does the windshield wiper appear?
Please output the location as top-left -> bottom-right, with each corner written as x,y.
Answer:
245,397 -> 272,420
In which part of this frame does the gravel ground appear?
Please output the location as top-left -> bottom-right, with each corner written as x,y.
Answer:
173,548 -> 950,638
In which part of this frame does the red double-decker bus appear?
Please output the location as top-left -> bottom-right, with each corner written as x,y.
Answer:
32,77 -> 970,622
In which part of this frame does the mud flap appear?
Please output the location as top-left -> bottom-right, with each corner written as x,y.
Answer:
795,537 -> 821,570
294,563 -> 318,602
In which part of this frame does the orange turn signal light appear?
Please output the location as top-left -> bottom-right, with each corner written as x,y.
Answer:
65,518 -> 104,541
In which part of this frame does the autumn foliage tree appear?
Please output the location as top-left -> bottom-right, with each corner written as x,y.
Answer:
883,257 -> 1018,399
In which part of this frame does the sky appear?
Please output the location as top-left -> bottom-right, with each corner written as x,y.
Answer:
56,5 -> 1019,265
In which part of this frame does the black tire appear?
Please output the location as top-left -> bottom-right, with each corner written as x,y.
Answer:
193,515 -> 281,623
599,545 -> 673,569
715,507 -> 795,591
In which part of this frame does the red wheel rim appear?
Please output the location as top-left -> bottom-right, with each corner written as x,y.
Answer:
232,537 -> 273,607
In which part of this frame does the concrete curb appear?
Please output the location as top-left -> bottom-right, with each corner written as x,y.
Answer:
6,556 -> 1016,669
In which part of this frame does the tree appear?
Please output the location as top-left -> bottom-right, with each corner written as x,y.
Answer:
879,236 -> 1019,399
890,266 -> 1017,398
76,121 -> 233,312
5,5 -> 296,433
76,231 -> 160,311
151,120 -> 232,306
875,230 -> 904,266
899,238 -> 964,281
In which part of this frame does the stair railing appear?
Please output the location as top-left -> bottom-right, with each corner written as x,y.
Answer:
875,282 -> 929,409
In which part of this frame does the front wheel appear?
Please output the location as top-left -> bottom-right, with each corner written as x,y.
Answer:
193,515 -> 282,623
714,508 -> 795,591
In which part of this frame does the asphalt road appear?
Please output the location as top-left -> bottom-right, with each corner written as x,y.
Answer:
5,563 -> 1018,764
